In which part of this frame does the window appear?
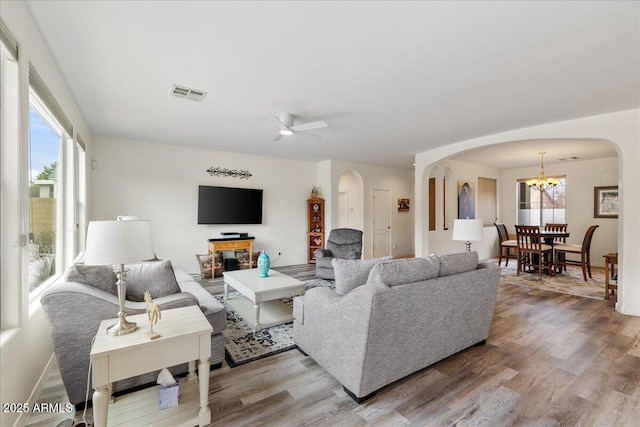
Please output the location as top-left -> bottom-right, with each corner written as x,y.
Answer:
1,23 -> 86,330
27,64 -> 75,296
517,178 -> 566,226
28,100 -> 64,292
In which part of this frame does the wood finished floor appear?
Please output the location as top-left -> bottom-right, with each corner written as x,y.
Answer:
26,263 -> 640,426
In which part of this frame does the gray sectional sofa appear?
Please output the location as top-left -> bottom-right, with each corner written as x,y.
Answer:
293,251 -> 500,402
41,259 -> 226,407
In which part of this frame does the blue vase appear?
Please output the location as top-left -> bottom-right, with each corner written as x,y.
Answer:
257,250 -> 270,278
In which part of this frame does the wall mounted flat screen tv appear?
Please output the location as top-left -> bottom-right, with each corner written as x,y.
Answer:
198,185 -> 263,224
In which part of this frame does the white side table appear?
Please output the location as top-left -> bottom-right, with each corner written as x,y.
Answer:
90,306 -> 213,427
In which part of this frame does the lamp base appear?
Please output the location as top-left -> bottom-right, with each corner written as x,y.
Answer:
106,316 -> 137,336
107,264 -> 138,336
465,241 -> 472,252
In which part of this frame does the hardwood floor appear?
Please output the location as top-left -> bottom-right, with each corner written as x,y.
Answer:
26,264 -> 640,426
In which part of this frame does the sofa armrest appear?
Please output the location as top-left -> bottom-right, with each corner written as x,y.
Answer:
293,281 -> 390,394
314,249 -> 333,260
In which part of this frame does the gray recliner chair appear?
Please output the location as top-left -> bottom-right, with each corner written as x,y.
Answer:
314,228 -> 363,280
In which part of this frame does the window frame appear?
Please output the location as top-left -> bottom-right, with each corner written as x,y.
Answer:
27,90 -> 68,300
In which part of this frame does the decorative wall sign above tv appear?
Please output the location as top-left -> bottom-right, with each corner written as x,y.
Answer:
206,167 -> 252,180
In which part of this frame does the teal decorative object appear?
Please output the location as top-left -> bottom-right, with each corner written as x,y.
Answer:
257,250 -> 270,278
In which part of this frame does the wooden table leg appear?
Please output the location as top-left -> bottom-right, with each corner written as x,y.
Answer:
605,261 -> 609,298
254,303 -> 261,331
92,385 -> 109,427
198,358 -> 211,425
187,360 -> 197,381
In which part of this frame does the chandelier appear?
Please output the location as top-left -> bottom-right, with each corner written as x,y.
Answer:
526,152 -> 558,191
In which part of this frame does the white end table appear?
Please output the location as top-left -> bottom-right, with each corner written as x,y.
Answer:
90,306 -> 213,427
223,269 -> 305,331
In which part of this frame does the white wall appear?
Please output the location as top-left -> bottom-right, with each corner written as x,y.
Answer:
415,110 -> 640,317
1,2 -> 92,427
338,170 -> 364,230
317,160 -> 415,259
91,136 -> 317,273
426,160 -> 502,260
502,157 -> 618,266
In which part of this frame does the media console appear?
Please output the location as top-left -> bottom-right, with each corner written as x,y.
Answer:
208,236 -> 255,269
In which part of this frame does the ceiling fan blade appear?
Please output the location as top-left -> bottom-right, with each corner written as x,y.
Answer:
290,120 -> 328,132
296,131 -> 322,140
272,133 -> 284,142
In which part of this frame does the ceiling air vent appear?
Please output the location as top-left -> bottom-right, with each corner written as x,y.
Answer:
170,85 -> 207,102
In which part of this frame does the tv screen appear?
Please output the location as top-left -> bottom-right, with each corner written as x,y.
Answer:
198,186 -> 263,225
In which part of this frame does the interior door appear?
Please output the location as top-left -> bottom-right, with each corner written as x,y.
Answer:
372,189 -> 391,258
338,190 -> 349,228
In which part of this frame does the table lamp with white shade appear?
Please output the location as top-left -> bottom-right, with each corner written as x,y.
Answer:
452,218 -> 484,252
84,220 -> 155,336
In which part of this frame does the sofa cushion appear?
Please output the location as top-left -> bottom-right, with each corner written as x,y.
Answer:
438,251 -> 479,277
64,264 -> 118,296
125,259 -> 181,302
367,256 -> 440,287
332,256 -> 392,296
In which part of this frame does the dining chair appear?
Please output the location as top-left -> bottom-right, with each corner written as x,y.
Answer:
494,222 -> 517,266
554,225 -> 599,281
515,225 -> 554,279
544,223 -> 568,243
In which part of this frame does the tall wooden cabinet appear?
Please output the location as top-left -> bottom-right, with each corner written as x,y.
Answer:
307,198 -> 324,263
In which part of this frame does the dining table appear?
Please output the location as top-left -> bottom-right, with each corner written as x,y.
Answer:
537,229 -> 571,274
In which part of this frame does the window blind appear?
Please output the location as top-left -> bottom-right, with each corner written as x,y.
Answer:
29,64 -> 74,137
77,134 -> 86,151
0,19 -> 18,60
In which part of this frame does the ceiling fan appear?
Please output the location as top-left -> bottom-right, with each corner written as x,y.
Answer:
272,113 -> 328,141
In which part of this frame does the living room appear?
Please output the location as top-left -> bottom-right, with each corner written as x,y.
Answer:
1,1 -> 639,426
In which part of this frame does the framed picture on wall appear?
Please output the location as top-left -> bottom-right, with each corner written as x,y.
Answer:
594,186 -> 618,218
398,198 -> 410,212
457,181 -> 475,219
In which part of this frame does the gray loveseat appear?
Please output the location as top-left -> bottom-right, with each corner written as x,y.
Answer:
294,252 -> 500,402
41,259 -> 226,407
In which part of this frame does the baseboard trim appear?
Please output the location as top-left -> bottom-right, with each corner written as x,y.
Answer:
16,353 -> 56,427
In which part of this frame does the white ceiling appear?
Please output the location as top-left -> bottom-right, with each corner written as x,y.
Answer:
25,1 -> 638,170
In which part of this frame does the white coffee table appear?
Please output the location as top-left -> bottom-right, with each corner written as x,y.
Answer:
90,306 -> 212,427
223,269 -> 305,331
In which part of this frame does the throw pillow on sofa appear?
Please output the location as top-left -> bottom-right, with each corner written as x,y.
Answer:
64,264 -> 118,296
438,251 -> 479,277
125,259 -> 181,302
332,256 -> 393,296
367,255 -> 440,287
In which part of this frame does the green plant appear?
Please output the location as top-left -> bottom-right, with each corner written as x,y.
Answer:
32,230 -> 56,254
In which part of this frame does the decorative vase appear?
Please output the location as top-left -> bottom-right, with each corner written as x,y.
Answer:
257,250 -> 270,278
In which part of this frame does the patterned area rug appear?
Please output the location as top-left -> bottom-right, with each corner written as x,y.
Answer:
496,259 -> 609,300
215,278 -> 334,367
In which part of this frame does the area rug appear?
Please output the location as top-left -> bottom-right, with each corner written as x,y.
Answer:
496,259 -> 608,300
215,278 -> 334,367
